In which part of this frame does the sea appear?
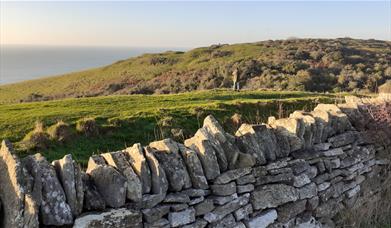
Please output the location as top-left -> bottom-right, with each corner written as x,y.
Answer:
0,45 -> 184,85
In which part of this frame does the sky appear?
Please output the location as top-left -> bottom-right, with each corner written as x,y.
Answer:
1,1 -> 390,48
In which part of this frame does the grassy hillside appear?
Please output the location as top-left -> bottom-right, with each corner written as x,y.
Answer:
0,38 -> 389,103
0,90 -> 340,164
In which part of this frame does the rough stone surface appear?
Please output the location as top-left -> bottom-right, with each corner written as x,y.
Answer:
203,115 -> 241,169
142,205 -> 170,223
245,209 -> 278,228
150,139 -> 192,191
234,204 -> 253,221
178,144 -> 209,189
52,154 -> 84,216
168,208 -> 196,227
236,124 -> 281,164
81,173 -> 106,211
211,182 -> 237,196
124,143 -> 152,194
164,193 -> 190,203
0,140 -> 40,228
73,208 -> 142,228
101,151 -> 142,202
251,184 -> 299,210
194,199 -> 215,216
204,194 -> 249,223
213,167 -> 252,184
184,137 -> 221,180
32,153 -> 73,225
144,146 -> 169,195
86,155 -> 127,208
194,128 -> 229,171
277,200 -> 307,223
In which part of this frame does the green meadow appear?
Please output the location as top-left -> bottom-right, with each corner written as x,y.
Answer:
0,90 -> 341,165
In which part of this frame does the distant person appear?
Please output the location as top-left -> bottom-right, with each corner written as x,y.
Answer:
232,67 -> 240,91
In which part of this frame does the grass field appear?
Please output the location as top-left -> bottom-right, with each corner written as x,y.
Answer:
0,90 -> 340,165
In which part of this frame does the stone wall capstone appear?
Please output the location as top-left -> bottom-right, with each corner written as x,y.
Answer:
0,95 -> 390,228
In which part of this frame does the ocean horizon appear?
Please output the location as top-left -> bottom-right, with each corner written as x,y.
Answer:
0,45 -> 187,85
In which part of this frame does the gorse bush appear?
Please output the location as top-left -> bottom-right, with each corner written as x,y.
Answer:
22,121 -> 50,150
47,120 -> 73,142
76,118 -> 99,137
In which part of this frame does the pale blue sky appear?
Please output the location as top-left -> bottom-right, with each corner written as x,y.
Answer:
1,1 -> 390,47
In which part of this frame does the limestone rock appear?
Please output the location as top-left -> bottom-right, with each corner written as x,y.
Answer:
234,204 -> 253,221
204,194 -> 249,223
194,128 -> 228,171
124,143 -> 152,194
142,205 -> 170,223
150,139 -> 192,191
251,184 -> 299,210
182,188 -> 210,197
290,111 -> 316,149
164,193 -> 191,203
310,109 -> 332,142
52,154 -> 84,216
237,184 -> 254,194
234,152 -> 257,168
203,115 -> 240,169
32,153 -> 73,225
185,137 -> 220,180
178,144 -> 208,189
194,199 -> 215,216
168,208 -> 196,227
314,104 -> 352,136
144,218 -> 170,228
101,151 -> 142,202
182,219 -> 208,228
73,208 -> 142,228
328,131 -> 357,148
268,117 -> 304,152
322,148 -> 344,157
0,140 -> 40,228
208,214 -> 236,228
293,173 -> 311,187
211,182 -> 237,196
86,155 -> 127,208
141,194 -> 166,209
298,183 -> 318,200
209,193 -> 238,205
277,200 -> 307,223
244,209 -> 277,228
144,146 -> 169,195
213,167 -> 252,184
235,124 -> 270,164
81,172 -> 106,211
236,174 -> 256,185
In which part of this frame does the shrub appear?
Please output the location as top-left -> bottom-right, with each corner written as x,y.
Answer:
47,120 -> 73,142
76,118 -> 99,137
21,121 -> 51,150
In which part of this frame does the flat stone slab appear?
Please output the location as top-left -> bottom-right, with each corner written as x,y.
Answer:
73,208 -> 142,228
213,167 -> 252,184
251,184 -> 299,210
210,182 -> 237,196
168,208 -> 196,227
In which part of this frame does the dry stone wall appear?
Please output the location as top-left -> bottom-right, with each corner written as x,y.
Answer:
0,95 -> 390,228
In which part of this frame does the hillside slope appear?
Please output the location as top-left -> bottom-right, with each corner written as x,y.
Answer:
0,38 -> 390,103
